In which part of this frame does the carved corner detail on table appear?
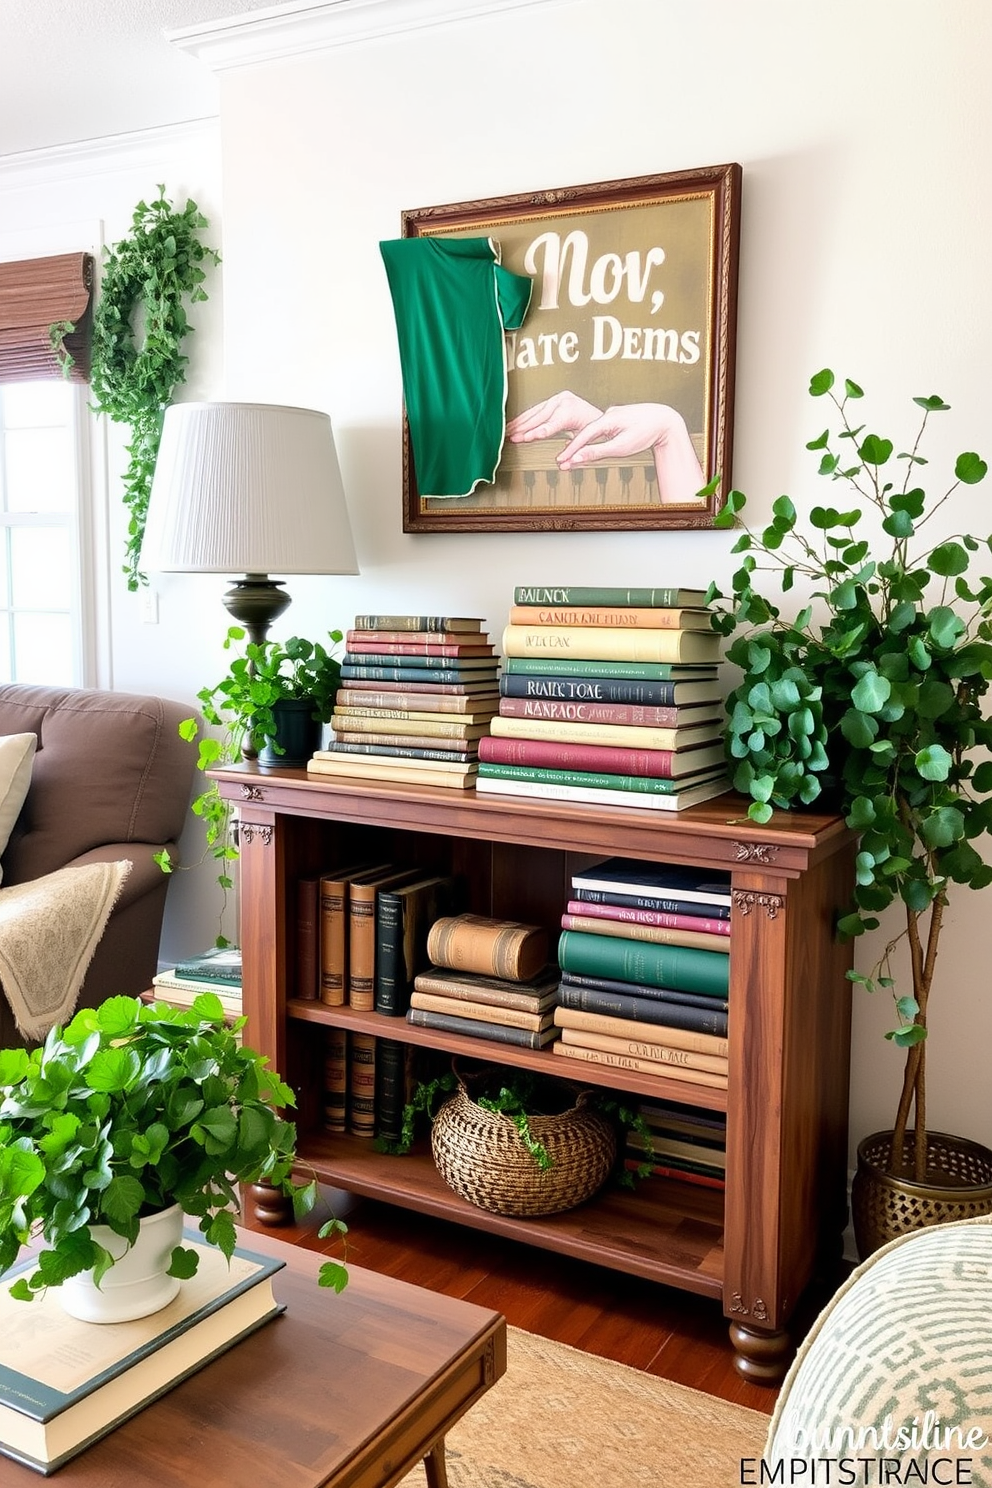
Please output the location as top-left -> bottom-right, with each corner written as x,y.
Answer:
732,841 -> 780,864
239,822 -> 273,847
728,1292 -> 770,1322
732,890 -> 785,920
241,784 -> 265,801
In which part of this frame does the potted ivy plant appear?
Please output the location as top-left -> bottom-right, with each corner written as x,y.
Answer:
707,369 -> 992,1254
156,627 -> 343,939
0,994 -> 347,1316
191,625 -> 344,769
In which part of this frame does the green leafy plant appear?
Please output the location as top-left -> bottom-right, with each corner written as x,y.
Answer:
707,370 -> 992,1179
0,995 -> 347,1299
48,318 -> 77,377
156,628 -> 343,944
89,186 -> 220,591
191,628 -> 344,764
384,1065 -> 656,1185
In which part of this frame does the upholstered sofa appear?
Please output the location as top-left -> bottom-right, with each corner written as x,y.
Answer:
0,684 -> 196,1047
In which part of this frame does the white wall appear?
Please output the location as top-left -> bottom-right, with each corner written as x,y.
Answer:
0,121 -> 229,956
211,0 -> 992,1160
2,0 -> 992,1163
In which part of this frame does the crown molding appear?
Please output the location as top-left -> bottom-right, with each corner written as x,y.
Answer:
0,119 -> 220,189
168,0 -> 574,72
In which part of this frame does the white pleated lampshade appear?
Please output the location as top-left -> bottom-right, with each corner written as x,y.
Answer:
141,402 -> 359,576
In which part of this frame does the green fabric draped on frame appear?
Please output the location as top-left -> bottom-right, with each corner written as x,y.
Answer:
380,236 -> 532,499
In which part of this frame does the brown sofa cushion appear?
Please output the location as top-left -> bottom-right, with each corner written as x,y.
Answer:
0,685 -> 195,886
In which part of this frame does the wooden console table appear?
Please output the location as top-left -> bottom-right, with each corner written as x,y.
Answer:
2,1230 -> 505,1487
212,765 -> 857,1383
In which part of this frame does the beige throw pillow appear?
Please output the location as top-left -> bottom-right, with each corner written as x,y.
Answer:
0,733 -> 37,885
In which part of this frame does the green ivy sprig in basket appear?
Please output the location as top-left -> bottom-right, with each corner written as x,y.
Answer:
381,1065 -> 657,1185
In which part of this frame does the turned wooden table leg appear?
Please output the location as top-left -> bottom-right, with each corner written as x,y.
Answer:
245,1179 -> 293,1227
424,1439 -> 448,1488
729,1321 -> 793,1384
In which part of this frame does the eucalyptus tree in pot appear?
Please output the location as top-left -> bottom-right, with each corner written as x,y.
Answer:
707,369 -> 992,1256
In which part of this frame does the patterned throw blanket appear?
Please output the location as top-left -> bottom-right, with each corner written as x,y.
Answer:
0,860 -> 131,1041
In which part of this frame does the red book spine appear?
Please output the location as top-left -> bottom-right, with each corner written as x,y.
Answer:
348,629 -> 482,645
498,697 -> 687,727
565,900 -> 730,936
623,1155 -> 725,1189
478,734 -> 677,778
345,636 -> 493,657
339,679 -> 488,695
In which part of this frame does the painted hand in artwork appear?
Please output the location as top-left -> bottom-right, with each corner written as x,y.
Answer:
505,391 -> 603,444
555,402 -> 706,504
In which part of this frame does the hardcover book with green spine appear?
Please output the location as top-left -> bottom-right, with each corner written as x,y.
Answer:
512,586 -> 710,607
502,657 -> 718,681
557,929 -> 730,998
0,1238 -> 283,1475
374,873 -> 456,1016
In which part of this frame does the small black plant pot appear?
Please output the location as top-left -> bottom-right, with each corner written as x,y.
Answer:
258,697 -> 322,769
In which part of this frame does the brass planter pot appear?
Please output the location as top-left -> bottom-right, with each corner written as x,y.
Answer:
852,1128 -> 992,1260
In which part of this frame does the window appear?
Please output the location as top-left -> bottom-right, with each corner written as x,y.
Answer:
0,379 -> 88,685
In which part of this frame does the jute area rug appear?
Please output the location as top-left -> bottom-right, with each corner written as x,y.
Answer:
400,1325 -> 769,1488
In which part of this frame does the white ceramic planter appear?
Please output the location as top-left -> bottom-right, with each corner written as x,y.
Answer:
59,1203 -> 185,1323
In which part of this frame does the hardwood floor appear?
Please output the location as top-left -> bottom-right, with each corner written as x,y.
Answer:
241,1186 -> 841,1415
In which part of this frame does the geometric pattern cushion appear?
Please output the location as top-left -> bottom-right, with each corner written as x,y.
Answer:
0,732 -> 35,885
766,1216 -> 992,1483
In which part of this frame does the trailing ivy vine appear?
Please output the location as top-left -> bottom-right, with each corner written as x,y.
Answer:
90,186 -> 220,590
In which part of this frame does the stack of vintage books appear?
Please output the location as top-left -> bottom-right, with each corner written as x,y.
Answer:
477,584 -> 729,810
0,1238 -> 284,1474
626,1098 -> 728,1189
407,913 -> 561,1050
307,613 -> 500,790
301,859 -> 456,1144
149,946 -> 243,1025
552,857 -> 731,1093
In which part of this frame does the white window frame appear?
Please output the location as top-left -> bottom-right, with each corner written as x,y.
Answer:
0,379 -> 96,686
0,218 -> 109,689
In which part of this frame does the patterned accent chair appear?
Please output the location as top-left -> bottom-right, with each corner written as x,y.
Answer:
766,1216 -> 992,1482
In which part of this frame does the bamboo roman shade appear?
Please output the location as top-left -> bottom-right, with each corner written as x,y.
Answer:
0,252 -> 94,383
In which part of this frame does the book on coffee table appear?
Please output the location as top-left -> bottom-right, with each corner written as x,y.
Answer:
0,1237 -> 284,1475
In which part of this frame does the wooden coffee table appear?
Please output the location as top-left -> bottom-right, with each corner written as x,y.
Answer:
3,1229 -> 506,1487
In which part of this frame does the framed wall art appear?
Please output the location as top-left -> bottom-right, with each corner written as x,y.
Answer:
392,162 -> 741,534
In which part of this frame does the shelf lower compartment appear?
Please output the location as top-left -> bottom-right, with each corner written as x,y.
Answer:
287,999 -> 729,1113
299,1130 -> 725,1300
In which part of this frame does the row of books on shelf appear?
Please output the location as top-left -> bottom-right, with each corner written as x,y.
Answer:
625,1098 -> 727,1189
296,862 -> 459,1012
327,1028 -> 728,1198
551,857 -> 731,1090
308,611 -> 500,791
483,583 -> 728,811
298,591 -> 733,811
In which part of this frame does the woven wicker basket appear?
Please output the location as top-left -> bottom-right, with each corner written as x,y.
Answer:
852,1129 -> 992,1259
431,1078 -> 617,1218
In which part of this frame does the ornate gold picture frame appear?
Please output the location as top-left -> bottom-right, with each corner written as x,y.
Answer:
398,163 -> 741,534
